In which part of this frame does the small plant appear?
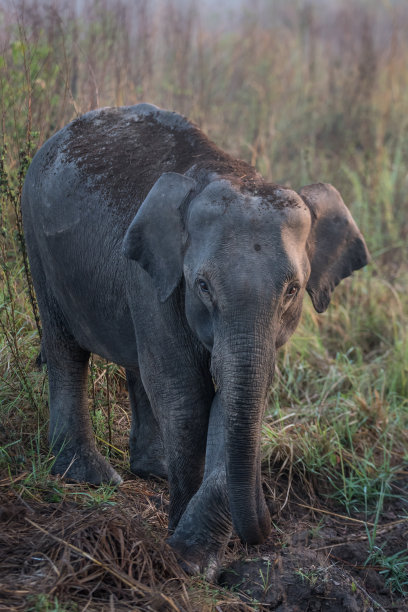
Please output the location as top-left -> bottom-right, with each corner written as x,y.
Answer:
91,407 -> 108,441
74,483 -> 118,507
10,435 -> 57,499
296,565 -> 326,588
26,594 -> 77,612
308,518 -> 325,539
366,546 -> 408,597
258,560 -> 272,594
328,450 -> 397,515
0,440 -> 20,468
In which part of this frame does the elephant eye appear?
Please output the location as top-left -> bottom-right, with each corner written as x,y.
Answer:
286,282 -> 299,298
198,279 -> 209,293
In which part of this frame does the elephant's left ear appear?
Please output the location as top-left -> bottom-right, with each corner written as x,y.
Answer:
123,172 -> 196,302
299,183 -> 370,313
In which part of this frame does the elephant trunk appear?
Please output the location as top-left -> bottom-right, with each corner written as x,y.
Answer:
215,330 -> 274,545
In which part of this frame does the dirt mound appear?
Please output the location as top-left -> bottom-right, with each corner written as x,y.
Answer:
220,548 -> 364,611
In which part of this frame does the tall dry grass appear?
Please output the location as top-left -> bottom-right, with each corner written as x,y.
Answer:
2,1 -> 408,242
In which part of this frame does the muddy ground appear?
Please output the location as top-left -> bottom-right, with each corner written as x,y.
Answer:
0,467 -> 407,611
219,475 -> 408,611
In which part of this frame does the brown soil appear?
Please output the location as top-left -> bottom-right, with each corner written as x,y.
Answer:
1,469 -> 407,611
219,475 -> 408,611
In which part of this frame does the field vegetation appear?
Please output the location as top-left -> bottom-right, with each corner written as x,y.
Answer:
0,0 -> 407,610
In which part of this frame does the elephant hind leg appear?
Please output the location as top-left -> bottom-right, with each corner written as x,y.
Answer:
127,369 -> 168,480
47,354 -> 122,485
38,290 -> 121,485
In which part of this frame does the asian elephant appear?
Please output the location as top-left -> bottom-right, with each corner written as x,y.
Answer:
22,103 -> 369,577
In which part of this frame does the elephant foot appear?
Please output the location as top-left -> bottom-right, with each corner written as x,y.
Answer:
130,448 -> 168,480
167,466 -> 232,580
51,445 -> 122,485
168,533 -> 223,581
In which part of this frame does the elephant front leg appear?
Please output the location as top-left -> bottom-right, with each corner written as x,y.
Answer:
139,358 -> 214,531
168,393 -> 233,579
165,381 -> 215,531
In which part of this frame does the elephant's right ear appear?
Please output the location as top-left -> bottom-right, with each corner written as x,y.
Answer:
299,183 -> 370,313
122,172 -> 196,302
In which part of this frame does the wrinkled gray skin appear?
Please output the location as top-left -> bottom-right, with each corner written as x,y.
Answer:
22,104 -> 369,578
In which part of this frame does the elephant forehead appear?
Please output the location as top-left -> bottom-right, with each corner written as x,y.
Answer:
281,200 -> 312,248
187,183 -> 311,244
187,180 -> 251,226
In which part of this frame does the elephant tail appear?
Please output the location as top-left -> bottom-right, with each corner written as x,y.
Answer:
35,342 -> 47,369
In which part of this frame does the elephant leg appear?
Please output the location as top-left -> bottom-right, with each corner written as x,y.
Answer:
127,369 -> 167,479
168,393 -> 232,579
38,288 -> 121,485
139,355 -> 214,531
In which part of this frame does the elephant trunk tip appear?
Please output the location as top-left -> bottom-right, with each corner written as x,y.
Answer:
231,502 -> 271,545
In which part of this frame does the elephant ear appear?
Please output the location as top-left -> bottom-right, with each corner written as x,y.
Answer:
299,183 -> 370,313
123,172 -> 196,302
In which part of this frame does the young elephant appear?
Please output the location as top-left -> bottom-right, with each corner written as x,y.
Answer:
22,103 -> 369,577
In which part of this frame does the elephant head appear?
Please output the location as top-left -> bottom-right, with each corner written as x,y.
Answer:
122,172 -> 369,545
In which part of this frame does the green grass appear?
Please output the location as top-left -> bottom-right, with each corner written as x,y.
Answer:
366,548 -> 408,597
26,594 -> 77,612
